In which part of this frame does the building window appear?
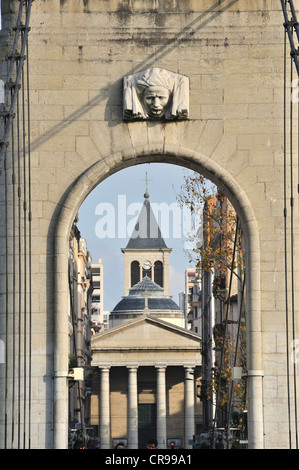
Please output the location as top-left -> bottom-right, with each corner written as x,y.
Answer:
194,306 -> 198,319
154,261 -> 163,287
188,287 -> 193,303
131,261 -> 140,287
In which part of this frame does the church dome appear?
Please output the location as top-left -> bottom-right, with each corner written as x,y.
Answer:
129,276 -> 164,295
110,276 -> 184,327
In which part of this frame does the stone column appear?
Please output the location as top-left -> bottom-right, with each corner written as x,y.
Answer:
156,366 -> 167,449
100,367 -> 111,449
184,367 -> 195,449
127,366 -> 138,449
247,370 -> 264,449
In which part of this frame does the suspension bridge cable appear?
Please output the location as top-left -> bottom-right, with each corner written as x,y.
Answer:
11,95 -> 16,450
4,122 -> 8,449
26,26 -> 32,451
0,0 -> 34,448
282,0 -> 299,449
283,8 -> 292,449
289,35 -> 298,449
0,2 -> 24,163
288,0 -> 299,41
16,79 -> 22,450
281,0 -> 299,76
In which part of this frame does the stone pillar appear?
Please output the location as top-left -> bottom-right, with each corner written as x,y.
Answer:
127,366 -> 138,449
184,367 -> 195,449
247,370 -> 264,449
53,246 -> 70,449
100,367 -> 111,449
156,366 -> 167,449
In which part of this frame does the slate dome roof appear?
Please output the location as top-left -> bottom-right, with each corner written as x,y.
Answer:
129,276 -> 164,294
111,276 -> 182,314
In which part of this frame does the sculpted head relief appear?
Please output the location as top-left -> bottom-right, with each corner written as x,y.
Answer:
123,68 -> 189,121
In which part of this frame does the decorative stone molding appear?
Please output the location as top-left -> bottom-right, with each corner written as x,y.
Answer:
123,68 -> 189,121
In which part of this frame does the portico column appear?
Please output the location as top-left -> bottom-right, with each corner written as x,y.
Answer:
100,367 -> 111,449
127,366 -> 138,449
156,366 -> 167,449
184,367 -> 195,449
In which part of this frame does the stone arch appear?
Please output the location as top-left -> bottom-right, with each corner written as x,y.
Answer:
131,260 -> 140,287
154,261 -> 163,288
52,146 -> 262,449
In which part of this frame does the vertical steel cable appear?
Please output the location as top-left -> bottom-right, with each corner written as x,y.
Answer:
0,0 -> 33,448
16,80 -> 22,449
281,0 -> 299,449
21,25 -> 27,448
283,5 -> 292,448
20,0 -> 33,448
4,121 -> 8,449
25,24 -> 32,451
11,89 -> 16,450
0,1 -> 23,448
0,1 -> 24,162
289,33 -> 298,449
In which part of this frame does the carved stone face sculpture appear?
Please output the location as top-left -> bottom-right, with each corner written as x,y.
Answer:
142,85 -> 171,119
123,68 -> 189,121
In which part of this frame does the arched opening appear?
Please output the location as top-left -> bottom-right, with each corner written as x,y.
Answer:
131,261 -> 140,287
52,150 -> 261,450
154,261 -> 163,288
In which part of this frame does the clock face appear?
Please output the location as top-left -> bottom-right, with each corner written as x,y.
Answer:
143,260 -> 152,270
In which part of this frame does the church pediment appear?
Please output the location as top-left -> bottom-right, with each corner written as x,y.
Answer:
91,315 -> 201,367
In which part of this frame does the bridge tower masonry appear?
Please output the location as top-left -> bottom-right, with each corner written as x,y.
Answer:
0,0 -> 298,449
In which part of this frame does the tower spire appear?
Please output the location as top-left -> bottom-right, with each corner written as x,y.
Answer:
141,171 -> 152,198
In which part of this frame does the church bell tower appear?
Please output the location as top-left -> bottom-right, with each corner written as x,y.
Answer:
121,188 -> 172,296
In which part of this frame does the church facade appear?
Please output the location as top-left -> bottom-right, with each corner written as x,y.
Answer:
91,316 -> 202,449
90,193 -> 202,449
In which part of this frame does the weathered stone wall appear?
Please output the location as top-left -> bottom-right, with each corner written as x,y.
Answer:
0,0 -> 298,449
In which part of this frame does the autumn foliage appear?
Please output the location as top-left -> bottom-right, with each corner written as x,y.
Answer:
177,172 -> 244,278
178,172 -> 247,434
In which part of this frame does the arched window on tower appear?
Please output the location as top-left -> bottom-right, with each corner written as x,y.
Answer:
131,261 -> 140,287
154,261 -> 163,287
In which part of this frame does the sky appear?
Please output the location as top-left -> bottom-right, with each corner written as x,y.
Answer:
77,162 -> 201,312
